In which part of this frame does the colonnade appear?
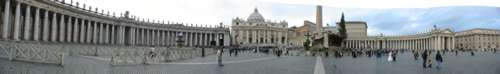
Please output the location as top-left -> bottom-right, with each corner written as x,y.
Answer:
343,35 -> 455,50
0,0 -> 230,47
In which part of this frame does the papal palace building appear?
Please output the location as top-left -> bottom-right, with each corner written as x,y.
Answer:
0,0 -> 230,47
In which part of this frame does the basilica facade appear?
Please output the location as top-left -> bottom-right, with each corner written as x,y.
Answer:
230,9 -> 291,48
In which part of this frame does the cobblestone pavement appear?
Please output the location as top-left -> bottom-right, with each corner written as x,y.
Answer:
323,51 -> 500,74
1,51 -> 499,74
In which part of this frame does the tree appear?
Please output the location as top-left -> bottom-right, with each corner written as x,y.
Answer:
304,39 -> 311,50
338,13 -> 347,39
327,13 -> 348,47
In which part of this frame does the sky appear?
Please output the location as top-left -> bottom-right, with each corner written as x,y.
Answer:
69,0 -> 500,36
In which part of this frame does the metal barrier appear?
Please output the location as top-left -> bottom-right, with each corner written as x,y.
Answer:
0,42 -> 218,65
0,42 -> 65,65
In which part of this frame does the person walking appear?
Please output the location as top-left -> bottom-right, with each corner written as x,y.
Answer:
217,49 -> 224,66
435,51 -> 443,69
421,50 -> 428,68
388,51 -> 394,62
413,50 -> 419,61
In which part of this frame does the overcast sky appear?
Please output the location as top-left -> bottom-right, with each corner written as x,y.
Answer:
69,0 -> 500,36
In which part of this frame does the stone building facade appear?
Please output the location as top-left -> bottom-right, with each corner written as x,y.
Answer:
231,9 -> 290,48
0,0 -> 230,47
454,28 -> 500,50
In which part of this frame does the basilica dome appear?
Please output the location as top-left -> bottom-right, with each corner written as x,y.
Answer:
247,8 -> 265,22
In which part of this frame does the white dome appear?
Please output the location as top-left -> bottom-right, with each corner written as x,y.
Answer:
247,8 -> 265,22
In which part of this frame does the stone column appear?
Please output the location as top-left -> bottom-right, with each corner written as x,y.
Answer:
157,30 -> 161,45
73,18 -> 79,42
170,31 -> 173,46
451,37 -> 455,49
438,36 -> 442,50
152,29 -> 157,46
92,21 -> 98,44
79,19 -> 85,43
104,24 -> 109,44
66,16 -> 72,42
194,33 -> 198,46
146,29 -> 150,45
23,5 -> 31,40
142,29 -> 146,45
58,14 -> 65,42
86,20 -> 92,43
167,31 -> 171,46
12,2 -> 21,41
160,30 -> 165,46
215,33 -> 220,46
86,20 -> 91,43
51,12 -> 58,42
118,26 -> 124,45
42,10 -> 50,41
190,32 -> 194,46
33,8 -> 40,41
80,19 -> 86,43
2,0 -> 12,39
129,27 -> 136,45
135,28 -> 140,45
110,25 -> 115,44
99,22 -> 104,44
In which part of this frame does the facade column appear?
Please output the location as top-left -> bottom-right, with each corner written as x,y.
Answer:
79,19 -> 85,43
189,32 -> 193,47
58,14 -> 65,42
134,28 -> 138,45
150,29 -> 154,46
12,2 -> 21,41
151,29 -> 155,46
157,30 -> 161,46
72,18 -> 79,42
146,29 -> 150,45
129,27 -> 136,45
33,8 -> 40,41
451,37 -> 455,49
23,5 -> 31,40
165,30 -> 169,46
51,12 -> 57,42
110,25 -> 115,44
206,33 -> 210,46
86,20 -> 92,43
104,24 -> 109,44
2,0 -> 11,39
195,33 -> 199,46
66,16 -> 72,42
438,36 -> 442,50
159,30 -> 163,46
42,10 -> 49,41
118,26 -> 125,45
140,28 -> 145,45
216,33 -> 220,46
98,22 -> 103,44
183,32 -> 188,46
92,21 -> 98,44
